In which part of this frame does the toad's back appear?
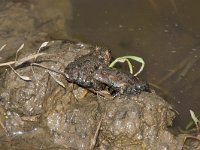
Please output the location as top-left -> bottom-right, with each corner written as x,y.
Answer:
64,47 -> 111,90
94,67 -> 150,94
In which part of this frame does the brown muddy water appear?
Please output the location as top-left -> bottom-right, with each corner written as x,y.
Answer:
0,0 -> 199,137
0,0 -> 200,149
70,0 -> 200,128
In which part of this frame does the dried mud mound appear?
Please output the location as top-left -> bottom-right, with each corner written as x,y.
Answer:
0,41 -> 195,150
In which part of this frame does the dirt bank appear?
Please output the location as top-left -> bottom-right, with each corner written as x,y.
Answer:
0,41 -> 199,150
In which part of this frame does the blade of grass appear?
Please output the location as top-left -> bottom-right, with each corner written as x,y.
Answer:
9,65 -> 32,81
15,43 -> 24,61
37,41 -> 49,53
0,44 -> 7,53
190,110 -> 198,127
109,55 -> 145,76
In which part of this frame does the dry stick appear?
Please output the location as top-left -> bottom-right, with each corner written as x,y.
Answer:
176,56 -> 199,83
0,61 -> 16,67
8,64 -> 31,81
15,53 -> 46,67
30,64 -> 46,87
30,63 -> 38,81
32,63 -> 67,89
149,82 -> 170,96
48,71 -> 66,88
88,88 -> 113,99
0,120 -> 9,137
90,114 -> 105,150
31,63 -> 65,76
157,55 -> 191,85
181,135 -> 200,150
0,53 -> 46,67
0,53 -> 48,81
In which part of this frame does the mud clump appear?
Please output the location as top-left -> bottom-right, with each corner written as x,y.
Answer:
0,41 -> 198,150
97,93 -> 176,149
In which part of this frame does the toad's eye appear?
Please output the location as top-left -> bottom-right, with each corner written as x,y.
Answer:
135,82 -> 150,92
134,84 -> 143,92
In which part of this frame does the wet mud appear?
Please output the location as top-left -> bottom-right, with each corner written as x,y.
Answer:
0,0 -> 72,64
0,1 -> 199,150
0,41 -> 199,150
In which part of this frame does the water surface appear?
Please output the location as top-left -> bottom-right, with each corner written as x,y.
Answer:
70,0 -> 200,127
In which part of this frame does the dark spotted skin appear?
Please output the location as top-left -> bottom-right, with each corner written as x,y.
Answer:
93,67 -> 150,95
64,47 -> 111,90
65,47 -> 150,95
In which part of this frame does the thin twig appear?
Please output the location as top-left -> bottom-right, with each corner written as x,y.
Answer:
31,63 -> 65,76
88,88 -> 113,99
0,53 -> 46,67
30,63 -> 47,88
48,71 -> 66,88
0,120 -> 9,137
157,56 -> 191,85
0,61 -> 16,67
15,53 -> 46,67
90,113 -> 105,150
8,64 -> 31,81
176,56 -> 199,83
181,135 -> 200,150
149,82 -> 170,96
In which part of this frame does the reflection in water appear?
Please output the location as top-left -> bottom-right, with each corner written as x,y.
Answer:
70,0 -> 200,127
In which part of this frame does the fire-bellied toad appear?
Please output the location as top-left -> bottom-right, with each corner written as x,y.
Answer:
64,47 -> 111,90
65,47 -> 150,95
93,67 -> 150,95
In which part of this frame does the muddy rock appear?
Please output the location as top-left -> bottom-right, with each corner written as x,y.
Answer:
97,92 -> 178,149
0,41 -> 196,149
0,41 -> 94,149
0,0 -> 72,64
